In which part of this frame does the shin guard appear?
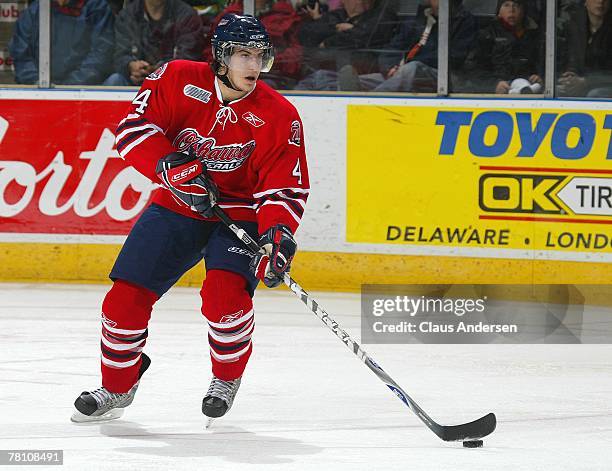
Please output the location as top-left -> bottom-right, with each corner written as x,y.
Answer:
100,280 -> 158,393
201,270 -> 254,381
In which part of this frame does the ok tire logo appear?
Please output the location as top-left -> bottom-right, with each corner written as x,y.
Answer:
479,174 -> 565,214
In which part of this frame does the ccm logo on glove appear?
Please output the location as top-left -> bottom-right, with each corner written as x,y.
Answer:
156,152 -> 219,218
168,161 -> 203,184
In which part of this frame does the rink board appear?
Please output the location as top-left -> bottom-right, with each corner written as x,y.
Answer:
0,90 -> 611,291
347,105 -> 612,254
1,242 -> 611,305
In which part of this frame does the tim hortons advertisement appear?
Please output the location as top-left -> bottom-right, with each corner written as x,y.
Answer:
0,100 -> 157,235
347,105 -> 612,255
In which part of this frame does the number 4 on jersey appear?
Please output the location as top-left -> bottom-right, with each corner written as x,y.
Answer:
132,89 -> 152,114
292,159 -> 302,184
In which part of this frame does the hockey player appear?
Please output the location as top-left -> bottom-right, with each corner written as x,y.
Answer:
71,14 -> 309,423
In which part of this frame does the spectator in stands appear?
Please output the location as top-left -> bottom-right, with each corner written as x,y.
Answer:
296,0 -> 476,92
104,0 -> 204,86
525,0 -> 545,26
107,0 -> 124,15
371,0 -> 476,92
295,0 -> 397,89
9,0 -> 114,85
557,0 -> 612,97
203,0 -> 304,89
297,0 -> 342,11
466,0 -> 543,94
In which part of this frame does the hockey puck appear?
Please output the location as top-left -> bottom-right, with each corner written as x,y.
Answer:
463,440 -> 483,448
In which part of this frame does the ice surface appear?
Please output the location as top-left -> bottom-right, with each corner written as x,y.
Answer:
1,283 -> 611,470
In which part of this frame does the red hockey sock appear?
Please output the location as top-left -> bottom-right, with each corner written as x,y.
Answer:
201,270 -> 254,381
100,280 -> 158,393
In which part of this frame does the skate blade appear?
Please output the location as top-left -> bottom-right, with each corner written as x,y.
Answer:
205,417 -> 216,429
70,408 -> 124,423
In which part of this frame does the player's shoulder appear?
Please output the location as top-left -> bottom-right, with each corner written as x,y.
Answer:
252,81 -> 300,121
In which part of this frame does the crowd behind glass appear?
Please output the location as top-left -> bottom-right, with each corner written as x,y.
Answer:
1,0 -> 611,97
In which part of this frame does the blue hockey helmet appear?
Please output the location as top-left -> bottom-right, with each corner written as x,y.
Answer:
212,14 -> 274,73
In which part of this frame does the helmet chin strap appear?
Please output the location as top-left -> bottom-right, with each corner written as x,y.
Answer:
220,74 -> 242,92
213,61 -> 242,92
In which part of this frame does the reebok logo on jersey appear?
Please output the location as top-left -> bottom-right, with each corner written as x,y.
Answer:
220,310 -> 244,323
184,84 -> 212,104
173,128 -> 255,172
242,112 -> 265,128
147,63 -> 167,81
101,312 -> 117,328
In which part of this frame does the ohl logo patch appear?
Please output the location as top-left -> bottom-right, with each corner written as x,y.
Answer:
184,84 -> 212,104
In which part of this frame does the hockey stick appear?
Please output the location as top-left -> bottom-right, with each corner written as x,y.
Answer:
212,205 -> 496,442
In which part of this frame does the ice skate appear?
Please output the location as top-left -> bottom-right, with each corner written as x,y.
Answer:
71,353 -> 151,423
202,375 -> 241,428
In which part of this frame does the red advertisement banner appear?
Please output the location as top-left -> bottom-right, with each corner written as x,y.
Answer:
0,99 -> 158,235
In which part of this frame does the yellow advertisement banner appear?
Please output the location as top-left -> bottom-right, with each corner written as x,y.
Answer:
347,105 -> 612,254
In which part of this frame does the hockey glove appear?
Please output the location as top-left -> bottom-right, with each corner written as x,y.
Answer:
249,224 -> 297,288
156,152 -> 219,218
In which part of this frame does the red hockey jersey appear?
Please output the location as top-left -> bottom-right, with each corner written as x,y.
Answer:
114,60 -> 309,235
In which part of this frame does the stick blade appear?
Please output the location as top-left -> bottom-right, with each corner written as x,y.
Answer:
437,412 -> 497,442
